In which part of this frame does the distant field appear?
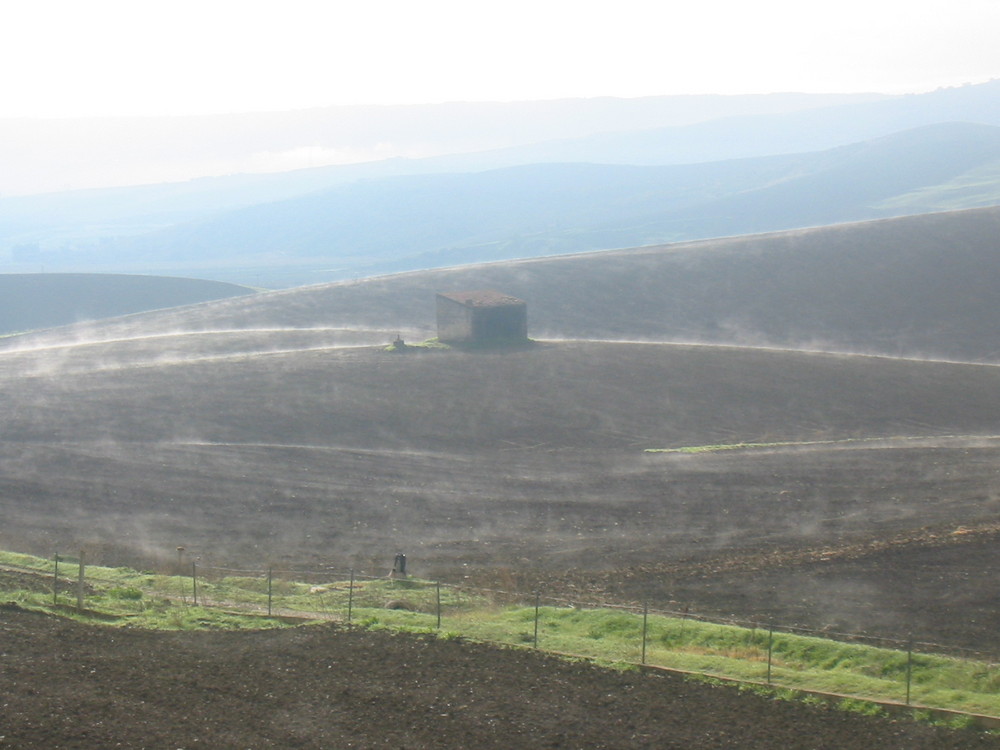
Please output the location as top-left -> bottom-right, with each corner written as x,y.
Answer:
0,273 -> 255,335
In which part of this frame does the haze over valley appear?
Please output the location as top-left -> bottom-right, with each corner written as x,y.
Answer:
3,81 -> 1000,288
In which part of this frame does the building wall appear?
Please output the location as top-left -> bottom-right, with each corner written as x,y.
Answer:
471,304 -> 527,341
436,295 -> 474,342
436,295 -> 528,344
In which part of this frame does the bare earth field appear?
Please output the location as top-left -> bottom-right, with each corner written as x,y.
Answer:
2,333 -> 1000,649
2,604 -> 997,749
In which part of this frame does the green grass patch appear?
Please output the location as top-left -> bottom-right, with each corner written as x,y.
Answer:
873,160 -> 1000,213
384,337 -> 451,352
644,435 -> 969,454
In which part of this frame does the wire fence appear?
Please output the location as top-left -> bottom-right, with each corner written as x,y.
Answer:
12,552 -> 1000,723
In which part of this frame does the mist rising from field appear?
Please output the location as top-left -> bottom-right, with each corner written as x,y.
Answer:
5,207 -> 1000,642
0,325 -> 404,377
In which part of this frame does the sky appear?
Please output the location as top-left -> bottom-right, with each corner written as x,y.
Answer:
1,0 -> 998,119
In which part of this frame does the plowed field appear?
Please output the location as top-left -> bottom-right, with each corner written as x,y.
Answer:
1,605 -> 995,749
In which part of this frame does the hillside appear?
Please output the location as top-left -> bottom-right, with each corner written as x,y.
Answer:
45,205 -> 1000,364
0,273 -> 255,336
23,122 -> 997,287
5,207 -> 1000,645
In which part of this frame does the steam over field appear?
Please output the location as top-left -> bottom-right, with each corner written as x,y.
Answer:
4,209 -> 1000,650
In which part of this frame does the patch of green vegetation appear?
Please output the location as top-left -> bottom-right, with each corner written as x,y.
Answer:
647,440 -> 830,454
384,337 -> 451,353
384,337 -> 537,353
107,587 -> 143,601
645,435 -> 951,454
838,697 -> 888,717
873,160 -> 1000,213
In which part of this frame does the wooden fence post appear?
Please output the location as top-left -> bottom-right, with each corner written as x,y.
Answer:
267,568 -> 273,617
191,562 -> 198,606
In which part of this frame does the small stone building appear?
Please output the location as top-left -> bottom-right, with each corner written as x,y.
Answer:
435,290 -> 528,344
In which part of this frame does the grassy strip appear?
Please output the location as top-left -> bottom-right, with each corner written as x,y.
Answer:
643,435 -> 982,454
384,337 -> 451,352
2,550 -> 999,717
647,439 -> 847,454
339,605 -> 1000,718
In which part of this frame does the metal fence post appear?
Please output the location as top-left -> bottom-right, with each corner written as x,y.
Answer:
641,603 -> 648,664
191,562 -> 198,606
905,636 -> 914,705
176,547 -> 186,604
767,624 -> 774,684
267,568 -> 273,617
347,569 -> 354,623
76,551 -> 85,612
436,581 -> 442,629
533,592 -> 540,648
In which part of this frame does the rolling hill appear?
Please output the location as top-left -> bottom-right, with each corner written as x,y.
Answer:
0,273 -> 255,336
40,205 -> 1000,363
3,206 -> 1000,644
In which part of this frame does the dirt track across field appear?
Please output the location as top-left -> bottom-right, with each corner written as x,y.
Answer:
1,605 -> 997,749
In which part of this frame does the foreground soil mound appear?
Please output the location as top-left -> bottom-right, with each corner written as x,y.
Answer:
1,606 -> 995,749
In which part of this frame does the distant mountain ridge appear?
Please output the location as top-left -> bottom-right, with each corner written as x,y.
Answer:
3,81 -> 1000,287
478,79 -> 1000,167
0,92 -> 887,196
19,122 -> 998,287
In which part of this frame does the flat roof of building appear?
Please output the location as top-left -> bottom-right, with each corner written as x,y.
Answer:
436,290 -> 525,308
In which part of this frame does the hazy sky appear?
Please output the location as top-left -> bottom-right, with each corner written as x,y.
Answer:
2,0 -> 998,119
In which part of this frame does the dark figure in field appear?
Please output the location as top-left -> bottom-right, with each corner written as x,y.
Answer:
391,553 -> 407,577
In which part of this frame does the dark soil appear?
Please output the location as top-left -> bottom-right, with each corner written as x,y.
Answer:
0,605 -> 995,750
3,338 -> 1000,651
